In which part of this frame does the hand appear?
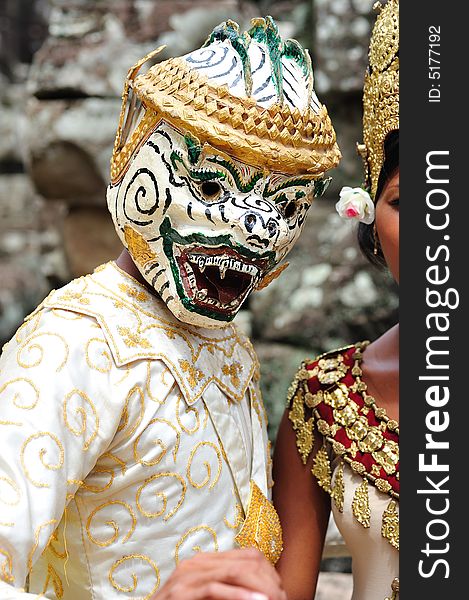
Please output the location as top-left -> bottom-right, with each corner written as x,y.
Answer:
150,547 -> 287,600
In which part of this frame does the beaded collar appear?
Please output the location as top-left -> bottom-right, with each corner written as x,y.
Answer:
288,341 -> 399,550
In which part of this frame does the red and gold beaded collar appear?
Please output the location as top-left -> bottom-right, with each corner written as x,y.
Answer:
288,341 -> 399,550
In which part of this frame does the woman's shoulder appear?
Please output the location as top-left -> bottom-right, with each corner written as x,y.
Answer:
287,341 -> 368,404
287,338 -> 399,501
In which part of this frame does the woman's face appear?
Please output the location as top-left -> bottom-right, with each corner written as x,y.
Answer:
375,168 -> 399,282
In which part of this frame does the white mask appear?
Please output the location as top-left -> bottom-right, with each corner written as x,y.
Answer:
107,17 -> 340,328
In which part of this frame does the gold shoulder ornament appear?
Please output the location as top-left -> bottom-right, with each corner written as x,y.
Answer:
287,342 -> 399,551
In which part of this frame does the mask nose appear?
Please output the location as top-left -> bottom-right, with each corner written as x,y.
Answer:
243,211 -> 279,240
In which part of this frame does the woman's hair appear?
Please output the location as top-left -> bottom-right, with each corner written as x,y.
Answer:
357,129 -> 399,267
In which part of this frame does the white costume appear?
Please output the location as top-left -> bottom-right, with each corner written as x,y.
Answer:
0,262 -> 273,598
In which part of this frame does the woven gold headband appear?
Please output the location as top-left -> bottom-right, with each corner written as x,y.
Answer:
110,21 -> 341,184
357,0 -> 399,199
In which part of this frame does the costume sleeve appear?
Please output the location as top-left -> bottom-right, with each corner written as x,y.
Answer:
286,361 -> 320,466
0,308 -> 124,595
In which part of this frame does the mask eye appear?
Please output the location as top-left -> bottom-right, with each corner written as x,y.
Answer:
283,201 -> 297,219
199,181 -> 222,202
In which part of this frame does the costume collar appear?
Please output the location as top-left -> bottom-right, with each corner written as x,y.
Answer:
43,262 -> 259,405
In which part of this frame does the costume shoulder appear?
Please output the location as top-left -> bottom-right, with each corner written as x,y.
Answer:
286,342 -> 361,465
30,262 -> 259,405
287,340 -> 399,496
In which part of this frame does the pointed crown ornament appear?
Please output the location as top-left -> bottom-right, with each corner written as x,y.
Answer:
357,0 -> 399,199
111,17 -> 341,184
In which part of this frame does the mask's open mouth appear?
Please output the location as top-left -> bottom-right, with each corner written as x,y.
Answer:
175,245 -> 268,315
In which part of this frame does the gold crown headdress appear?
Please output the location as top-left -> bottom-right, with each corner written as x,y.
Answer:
357,0 -> 399,199
111,17 -> 341,184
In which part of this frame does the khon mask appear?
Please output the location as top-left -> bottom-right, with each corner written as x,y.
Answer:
107,18 -> 341,328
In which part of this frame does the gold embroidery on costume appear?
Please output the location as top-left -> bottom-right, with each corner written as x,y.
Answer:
17,332 -> 69,372
136,472 -> 186,520
317,355 -> 349,385
250,382 -> 268,431
288,380 -> 315,464
222,362 -> 243,387
59,291 -> 90,305
0,548 -> 14,583
176,393 -> 201,434
352,479 -> 371,528
187,442 -> 223,490
86,501 -> 137,547
0,262 -> 274,592
179,359 -> 205,388
385,577 -> 400,600
287,341 -> 399,550
175,525 -> 219,563
0,377 -> 40,410
47,528 -> 68,560
42,564 -> 64,599
382,500 -> 399,550
117,385 -> 145,437
101,452 -> 127,476
224,501 -> 244,530
117,326 -> 152,349
235,481 -> 283,565
266,440 -> 274,489
20,432 -> 65,488
311,446 -> 332,493
331,460 -> 344,513
109,554 -> 160,599
85,338 -> 113,373
133,418 -> 180,466
28,519 -> 58,571
118,282 -> 149,303
63,389 -> 99,451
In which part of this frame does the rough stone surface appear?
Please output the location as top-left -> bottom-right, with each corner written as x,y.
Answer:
253,342 -> 308,440
0,175 -> 67,342
313,0 -> 375,94
25,97 -> 120,204
315,571 -> 353,599
62,207 -> 122,277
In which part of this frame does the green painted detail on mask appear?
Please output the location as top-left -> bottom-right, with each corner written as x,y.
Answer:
200,17 -> 315,107
248,16 -> 283,102
206,156 -> 263,193
283,38 -> 310,80
263,177 -> 330,200
184,134 -> 203,165
171,150 -> 226,182
313,177 -> 331,198
160,217 -> 275,265
203,20 -> 252,95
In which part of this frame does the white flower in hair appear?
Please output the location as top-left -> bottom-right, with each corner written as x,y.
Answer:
335,186 -> 375,225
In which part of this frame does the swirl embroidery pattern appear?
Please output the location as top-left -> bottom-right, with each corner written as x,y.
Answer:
0,262 -> 273,598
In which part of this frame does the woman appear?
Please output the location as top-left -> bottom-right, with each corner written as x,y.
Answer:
273,1 -> 399,598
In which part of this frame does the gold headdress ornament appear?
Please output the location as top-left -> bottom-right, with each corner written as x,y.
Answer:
357,0 -> 399,199
111,17 -> 341,184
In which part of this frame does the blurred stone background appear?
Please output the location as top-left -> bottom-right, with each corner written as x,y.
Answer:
0,1 -> 398,595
